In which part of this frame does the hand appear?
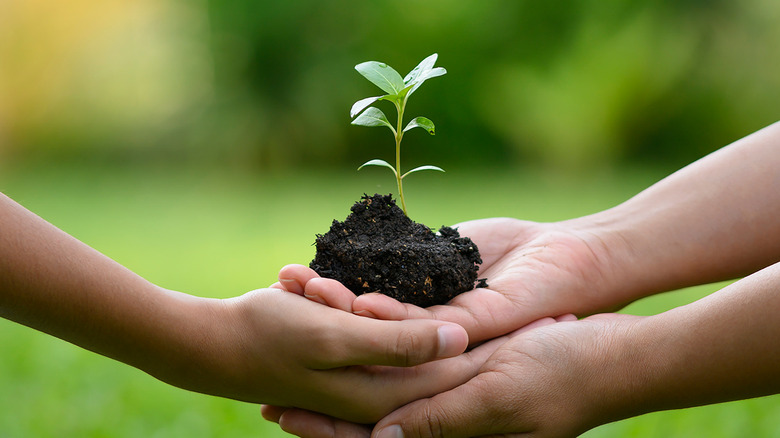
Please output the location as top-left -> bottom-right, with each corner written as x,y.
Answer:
277,218 -> 624,343
369,313 -> 643,438
160,287 -> 481,424
0,193 -> 495,424
261,314 -> 584,438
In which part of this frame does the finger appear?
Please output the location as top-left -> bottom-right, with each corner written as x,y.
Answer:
278,264 -> 321,295
556,313 -> 579,322
453,218 -> 536,267
309,329 -> 512,425
304,277 -> 357,312
335,329 -> 512,424
320,319 -> 468,368
498,314 -> 578,341
352,292 -> 433,320
260,404 -> 287,423
585,313 -> 643,322
513,316 -> 560,335
278,408 -> 372,438
373,374 -> 516,438
354,286 -> 530,344
268,282 -> 284,290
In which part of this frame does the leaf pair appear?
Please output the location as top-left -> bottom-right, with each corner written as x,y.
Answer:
350,53 -> 446,136
354,54 -> 446,102
358,159 -> 444,179
352,108 -> 435,135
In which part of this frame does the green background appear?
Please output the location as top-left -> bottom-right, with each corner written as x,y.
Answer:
2,0 -> 780,436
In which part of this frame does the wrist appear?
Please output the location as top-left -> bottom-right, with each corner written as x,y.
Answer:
574,315 -> 663,431
562,203 -> 692,308
128,287 -> 238,396
548,211 -> 654,312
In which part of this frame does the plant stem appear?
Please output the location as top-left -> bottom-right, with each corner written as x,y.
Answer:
394,98 -> 408,215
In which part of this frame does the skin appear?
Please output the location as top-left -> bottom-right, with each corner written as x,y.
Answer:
365,263 -> 780,438
267,121 -> 780,436
261,314 -> 580,438
0,192 -> 496,423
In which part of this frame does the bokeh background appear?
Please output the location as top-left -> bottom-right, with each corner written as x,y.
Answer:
1,1 -> 779,436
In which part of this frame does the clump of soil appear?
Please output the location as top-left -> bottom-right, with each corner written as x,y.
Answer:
310,194 -> 486,307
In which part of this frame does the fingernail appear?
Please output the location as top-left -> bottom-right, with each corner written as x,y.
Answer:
376,425 -> 404,438
279,278 -> 302,293
437,324 -> 465,357
353,309 -> 378,318
303,292 -> 327,305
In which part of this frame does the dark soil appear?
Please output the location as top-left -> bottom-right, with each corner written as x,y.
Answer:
310,194 -> 487,307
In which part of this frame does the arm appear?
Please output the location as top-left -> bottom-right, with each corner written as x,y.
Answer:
369,261 -> 780,438
572,120 -> 780,305
0,191 -> 179,372
0,193 -> 480,422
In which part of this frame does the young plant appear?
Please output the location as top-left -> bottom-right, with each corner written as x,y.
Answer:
350,53 -> 446,216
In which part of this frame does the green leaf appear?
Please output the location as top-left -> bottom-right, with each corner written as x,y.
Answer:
402,165 -> 445,179
406,67 -> 447,98
403,53 -> 439,85
350,96 -> 382,118
358,159 -> 398,177
403,116 -> 435,134
351,107 -> 395,132
401,54 -> 447,98
355,61 -> 405,95
350,95 -> 403,118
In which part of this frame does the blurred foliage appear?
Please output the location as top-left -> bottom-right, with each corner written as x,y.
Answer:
1,0 -> 779,171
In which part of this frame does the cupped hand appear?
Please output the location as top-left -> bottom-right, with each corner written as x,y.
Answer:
262,314 -> 583,438
370,313 -> 644,438
179,287 -> 485,424
276,218 -> 624,343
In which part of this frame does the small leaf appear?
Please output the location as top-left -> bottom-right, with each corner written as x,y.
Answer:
358,159 -> 398,177
402,165 -> 445,179
406,67 -> 447,98
403,116 -> 435,134
355,61 -> 405,95
350,96 -> 382,118
351,107 -> 395,132
350,95 -> 402,118
403,53 -> 439,85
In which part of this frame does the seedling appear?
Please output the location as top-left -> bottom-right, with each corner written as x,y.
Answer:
350,53 -> 446,216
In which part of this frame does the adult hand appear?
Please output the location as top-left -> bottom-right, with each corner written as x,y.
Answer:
370,313 -> 641,438
277,218 -> 626,343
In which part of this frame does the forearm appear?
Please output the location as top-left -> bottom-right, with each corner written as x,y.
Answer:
571,122 -> 780,303
593,262 -> 780,427
0,193 -> 208,381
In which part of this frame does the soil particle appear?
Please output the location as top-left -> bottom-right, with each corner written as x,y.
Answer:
310,194 -> 486,307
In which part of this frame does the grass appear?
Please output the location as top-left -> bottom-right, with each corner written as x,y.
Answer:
0,162 -> 778,437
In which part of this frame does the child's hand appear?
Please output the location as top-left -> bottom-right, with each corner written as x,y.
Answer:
272,264 -> 360,313
177,287 -> 478,424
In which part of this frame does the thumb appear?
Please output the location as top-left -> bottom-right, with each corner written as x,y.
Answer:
323,319 -> 469,368
372,380 -> 497,438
